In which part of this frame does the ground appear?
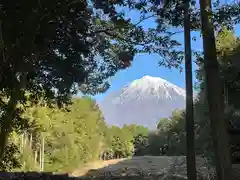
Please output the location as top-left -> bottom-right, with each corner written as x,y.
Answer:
2,156 -> 240,179
70,156 -> 215,179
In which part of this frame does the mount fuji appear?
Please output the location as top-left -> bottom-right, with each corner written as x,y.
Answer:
98,76 -> 186,129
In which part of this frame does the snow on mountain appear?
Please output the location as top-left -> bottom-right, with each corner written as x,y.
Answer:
98,75 -> 186,129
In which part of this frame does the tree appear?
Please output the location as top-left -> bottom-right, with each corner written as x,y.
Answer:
195,28 -> 240,164
155,110 -> 186,155
0,0 -> 113,159
1,0 -> 240,164
132,134 -> 149,156
159,0 -> 197,178
199,0 -> 233,179
183,1 -> 197,179
0,0 -> 192,160
8,96 -> 155,171
13,97 -> 111,171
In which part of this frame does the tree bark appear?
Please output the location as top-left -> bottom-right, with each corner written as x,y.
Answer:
183,1 -> 197,180
0,90 -> 18,160
199,0 -> 233,179
0,20 -> 19,161
41,137 -> 44,171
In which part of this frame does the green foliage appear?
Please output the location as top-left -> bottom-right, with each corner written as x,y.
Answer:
0,143 -> 21,171
0,0 -> 191,159
30,98 -> 108,172
136,29 -> 240,163
131,110 -> 186,156
0,0 -> 197,106
132,134 -> 149,156
3,97 -> 148,172
102,124 -> 149,159
2,0 -> 240,172
193,29 -> 240,165
154,110 -> 186,156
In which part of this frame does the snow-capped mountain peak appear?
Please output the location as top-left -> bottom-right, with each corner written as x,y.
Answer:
129,75 -> 185,97
98,75 -> 186,129
115,76 -> 185,103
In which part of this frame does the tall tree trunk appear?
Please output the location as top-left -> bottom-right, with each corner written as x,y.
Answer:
0,20 -> 27,162
199,0 -> 232,179
41,137 -> 44,171
183,1 -> 197,180
0,20 -> 18,161
0,90 -> 18,160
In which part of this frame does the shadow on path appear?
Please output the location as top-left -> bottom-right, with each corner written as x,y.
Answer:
4,156 -> 240,179
72,156 -> 215,180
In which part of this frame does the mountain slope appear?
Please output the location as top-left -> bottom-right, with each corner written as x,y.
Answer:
98,76 -> 186,129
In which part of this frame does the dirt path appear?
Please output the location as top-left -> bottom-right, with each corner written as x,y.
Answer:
70,156 -> 215,179
70,158 -> 127,177
5,156 -> 239,179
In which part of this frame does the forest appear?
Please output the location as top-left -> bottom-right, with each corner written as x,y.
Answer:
1,0 -> 240,179
2,28 -> 240,175
1,96 -> 149,172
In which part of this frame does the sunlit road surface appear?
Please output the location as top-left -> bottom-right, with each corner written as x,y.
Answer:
70,156 -> 216,179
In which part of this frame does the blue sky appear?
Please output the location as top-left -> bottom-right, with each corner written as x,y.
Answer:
93,5 -> 240,102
